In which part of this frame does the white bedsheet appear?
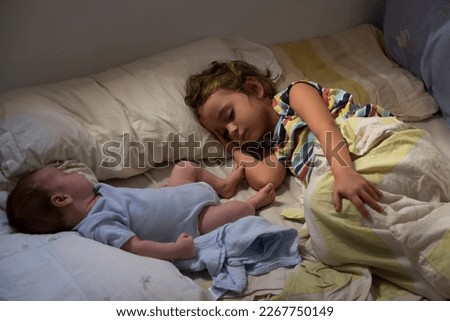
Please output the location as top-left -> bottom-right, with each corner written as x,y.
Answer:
407,114 -> 450,159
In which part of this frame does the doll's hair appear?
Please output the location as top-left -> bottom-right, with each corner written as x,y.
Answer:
6,170 -> 67,234
184,60 -> 277,118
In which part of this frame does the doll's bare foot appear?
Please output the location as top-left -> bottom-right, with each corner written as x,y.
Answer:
218,165 -> 245,199
246,183 -> 276,210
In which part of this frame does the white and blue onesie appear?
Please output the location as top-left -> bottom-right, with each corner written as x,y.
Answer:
73,182 -> 220,248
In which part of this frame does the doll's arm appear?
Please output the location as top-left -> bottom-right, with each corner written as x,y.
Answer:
121,233 -> 196,261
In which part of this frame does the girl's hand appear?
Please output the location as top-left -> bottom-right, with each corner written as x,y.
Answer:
174,233 -> 196,259
332,169 -> 383,218
214,131 -> 287,190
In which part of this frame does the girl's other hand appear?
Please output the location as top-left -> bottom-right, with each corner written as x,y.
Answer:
332,169 -> 383,219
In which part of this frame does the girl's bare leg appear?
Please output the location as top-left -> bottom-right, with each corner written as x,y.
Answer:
198,183 -> 276,234
166,160 -> 244,198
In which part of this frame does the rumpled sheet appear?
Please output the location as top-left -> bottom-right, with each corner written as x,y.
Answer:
174,216 -> 301,298
274,116 -> 450,300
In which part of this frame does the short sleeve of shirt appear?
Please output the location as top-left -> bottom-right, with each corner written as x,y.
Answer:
87,213 -> 136,248
74,198 -> 136,248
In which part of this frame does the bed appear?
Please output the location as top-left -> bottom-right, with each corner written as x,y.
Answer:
1,0 -> 449,301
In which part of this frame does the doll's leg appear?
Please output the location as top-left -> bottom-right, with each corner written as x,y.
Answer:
166,160 -> 244,198
198,183 -> 276,234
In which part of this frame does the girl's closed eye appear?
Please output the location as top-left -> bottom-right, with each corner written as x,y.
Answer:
227,108 -> 234,120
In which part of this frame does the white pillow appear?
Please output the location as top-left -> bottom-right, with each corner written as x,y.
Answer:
0,230 -> 206,300
0,78 -> 129,180
0,161 -> 206,300
0,37 -> 282,181
272,24 -> 439,121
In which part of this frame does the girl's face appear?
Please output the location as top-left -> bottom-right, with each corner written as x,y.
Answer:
199,88 -> 277,144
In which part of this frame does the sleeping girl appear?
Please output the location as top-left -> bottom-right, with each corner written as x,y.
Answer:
184,60 -> 450,299
184,60 -> 397,218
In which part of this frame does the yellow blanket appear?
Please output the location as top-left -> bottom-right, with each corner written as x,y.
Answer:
275,116 -> 450,300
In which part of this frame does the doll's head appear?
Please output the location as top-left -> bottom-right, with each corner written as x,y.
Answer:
7,166 -> 93,234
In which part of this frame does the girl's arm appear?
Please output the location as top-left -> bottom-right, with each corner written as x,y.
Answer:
232,147 -> 286,190
121,233 -> 196,261
288,82 -> 383,218
215,133 -> 287,191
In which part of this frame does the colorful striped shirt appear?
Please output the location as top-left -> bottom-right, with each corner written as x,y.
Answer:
270,81 -> 393,184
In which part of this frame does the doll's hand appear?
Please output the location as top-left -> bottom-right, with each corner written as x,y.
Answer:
174,233 -> 196,259
332,169 -> 383,218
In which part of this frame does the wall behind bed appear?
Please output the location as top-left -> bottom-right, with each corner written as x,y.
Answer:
0,0 -> 384,93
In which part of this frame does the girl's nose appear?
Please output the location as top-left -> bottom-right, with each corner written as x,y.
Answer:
226,123 -> 238,140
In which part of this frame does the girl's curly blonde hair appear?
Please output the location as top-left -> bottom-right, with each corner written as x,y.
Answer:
184,60 -> 277,118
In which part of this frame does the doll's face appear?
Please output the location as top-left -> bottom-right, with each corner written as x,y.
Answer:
33,166 -> 94,201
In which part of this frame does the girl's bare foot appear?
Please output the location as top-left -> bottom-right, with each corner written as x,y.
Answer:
246,183 -> 276,210
218,165 -> 245,199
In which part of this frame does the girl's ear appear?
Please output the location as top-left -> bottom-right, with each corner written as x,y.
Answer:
244,78 -> 265,98
50,193 -> 73,208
